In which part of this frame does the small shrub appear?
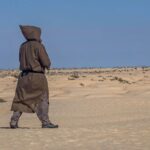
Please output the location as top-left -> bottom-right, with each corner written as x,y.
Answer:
80,83 -> 85,87
70,72 -> 79,78
82,76 -> 86,78
98,79 -> 104,82
68,77 -> 75,80
0,98 -> 6,103
111,76 -> 130,84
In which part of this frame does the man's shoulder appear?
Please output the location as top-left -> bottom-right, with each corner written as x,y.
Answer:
20,41 -> 43,47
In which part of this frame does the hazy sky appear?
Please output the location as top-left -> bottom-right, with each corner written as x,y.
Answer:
0,0 -> 150,69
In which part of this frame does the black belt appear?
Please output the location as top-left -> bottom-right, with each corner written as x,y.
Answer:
21,70 -> 44,76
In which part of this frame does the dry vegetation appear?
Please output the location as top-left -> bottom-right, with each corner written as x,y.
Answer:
110,76 -> 130,84
0,98 -> 6,103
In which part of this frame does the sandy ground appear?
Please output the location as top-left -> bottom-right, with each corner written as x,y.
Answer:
0,68 -> 150,150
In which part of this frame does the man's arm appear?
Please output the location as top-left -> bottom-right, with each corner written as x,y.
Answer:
38,44 -> 51,69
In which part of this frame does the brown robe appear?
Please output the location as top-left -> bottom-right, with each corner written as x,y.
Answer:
11,25 -> 51,113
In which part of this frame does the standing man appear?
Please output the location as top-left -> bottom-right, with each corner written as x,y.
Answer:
10,25 -> 58,129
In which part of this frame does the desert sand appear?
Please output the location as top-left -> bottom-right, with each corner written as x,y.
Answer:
0,67 -> 150,150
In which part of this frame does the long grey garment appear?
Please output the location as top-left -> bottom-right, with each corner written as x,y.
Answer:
10,93 -> 50,126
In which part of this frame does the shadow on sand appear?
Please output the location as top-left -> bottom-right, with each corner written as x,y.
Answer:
0,127 -> 31,129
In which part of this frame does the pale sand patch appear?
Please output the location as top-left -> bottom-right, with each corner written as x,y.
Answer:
0,68 -> 150,150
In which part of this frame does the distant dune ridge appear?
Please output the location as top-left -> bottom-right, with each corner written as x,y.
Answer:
0,67 -> 150,150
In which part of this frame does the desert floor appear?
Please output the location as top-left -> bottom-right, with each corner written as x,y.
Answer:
0,68 -> 150,150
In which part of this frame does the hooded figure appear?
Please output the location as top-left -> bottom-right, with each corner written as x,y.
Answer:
10,25 -> 58,128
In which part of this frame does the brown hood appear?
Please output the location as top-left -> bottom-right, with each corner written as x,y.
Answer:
19,25 -> 41,41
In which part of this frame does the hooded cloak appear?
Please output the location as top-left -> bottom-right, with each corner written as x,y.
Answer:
11,25 -> 51,113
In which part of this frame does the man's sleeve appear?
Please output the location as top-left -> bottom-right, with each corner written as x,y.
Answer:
38,44 -> 51,69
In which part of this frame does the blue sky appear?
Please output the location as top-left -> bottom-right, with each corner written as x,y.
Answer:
0,0 -> 150,69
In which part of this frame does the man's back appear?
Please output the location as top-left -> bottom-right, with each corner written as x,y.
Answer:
19,40 -> 50,72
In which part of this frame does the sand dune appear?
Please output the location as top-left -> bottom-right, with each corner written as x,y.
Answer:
0,67 -> 150,150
